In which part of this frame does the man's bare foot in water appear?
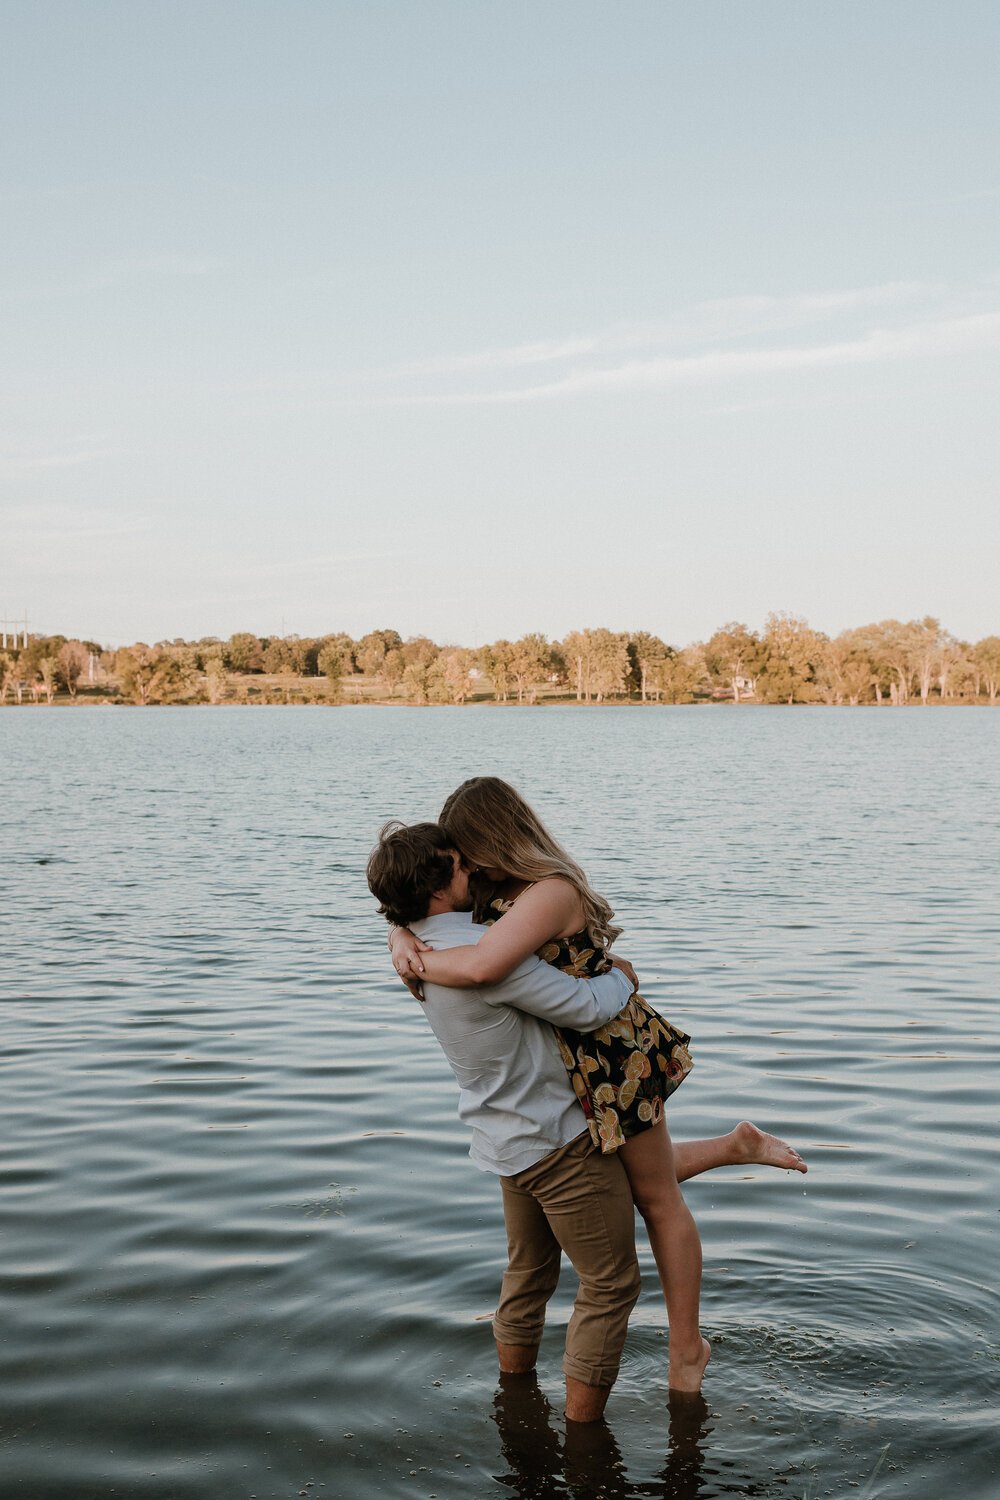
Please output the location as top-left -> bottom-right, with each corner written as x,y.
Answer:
668,1336 -> 711,1394
731,1120 -> 807,1173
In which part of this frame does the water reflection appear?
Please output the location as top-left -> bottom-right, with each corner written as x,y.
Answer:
656,1394 -> 713,1498
493,1374 -> 784,1499
492,1371 -> 627,1499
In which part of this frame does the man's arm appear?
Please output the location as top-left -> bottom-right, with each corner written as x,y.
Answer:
484,951 -> 634,1030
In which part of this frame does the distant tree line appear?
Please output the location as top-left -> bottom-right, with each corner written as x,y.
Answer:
3,615 -> 1000,707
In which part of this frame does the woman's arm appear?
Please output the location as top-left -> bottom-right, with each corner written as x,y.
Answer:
415,878 -> 585,988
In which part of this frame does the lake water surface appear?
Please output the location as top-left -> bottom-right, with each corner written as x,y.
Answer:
1,705 -> 998,1499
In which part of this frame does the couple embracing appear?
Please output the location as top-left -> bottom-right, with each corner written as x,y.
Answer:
367,777 -> 805,1423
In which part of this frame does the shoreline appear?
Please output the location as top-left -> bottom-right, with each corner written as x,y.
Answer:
4,695 -> 995,710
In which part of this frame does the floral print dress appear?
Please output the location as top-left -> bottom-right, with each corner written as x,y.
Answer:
477,892 -> 693,1154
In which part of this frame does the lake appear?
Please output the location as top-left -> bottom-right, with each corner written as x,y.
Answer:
1,704 -> 997,1499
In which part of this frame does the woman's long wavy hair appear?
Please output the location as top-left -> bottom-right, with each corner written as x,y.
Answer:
439,776 -> 621,949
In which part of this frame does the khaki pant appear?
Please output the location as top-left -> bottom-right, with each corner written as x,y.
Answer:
493,1131 -> 641,1388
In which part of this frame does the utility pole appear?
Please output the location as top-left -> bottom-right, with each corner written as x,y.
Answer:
1,613 -> 29,649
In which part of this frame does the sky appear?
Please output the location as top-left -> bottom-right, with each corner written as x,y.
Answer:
2,0 -> 999,649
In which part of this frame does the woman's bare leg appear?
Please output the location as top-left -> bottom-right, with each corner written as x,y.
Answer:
673,1121 -> 807,1183
618,1120 -> 711,1393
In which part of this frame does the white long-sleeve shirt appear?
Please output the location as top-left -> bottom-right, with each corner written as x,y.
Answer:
410,909 -> 633,1176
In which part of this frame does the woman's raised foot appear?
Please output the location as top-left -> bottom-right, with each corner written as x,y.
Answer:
668,1336 -> 711,1395
731,1120 -> 807,1173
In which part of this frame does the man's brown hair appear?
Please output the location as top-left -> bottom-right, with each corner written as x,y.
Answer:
366,820 -> 456,927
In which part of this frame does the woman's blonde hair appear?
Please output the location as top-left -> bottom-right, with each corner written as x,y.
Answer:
439,776 -> 621,949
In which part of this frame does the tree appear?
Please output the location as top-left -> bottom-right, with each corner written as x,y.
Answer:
628,632 -> 672,701
223,633 -> 264,673
20,634 -> 64,684
317,632 -> 357,675
402,636 -> 438,668
203,654 -> 229,704
396,639 -> 439,704
284,637 -> 309,675
263,637 -> 298,674
428,648 -> 476,704
479,640 -> 514,702
906,616 -> 948,705
704,623 -> 762,702
38,656 -> 58,704
866,620 -> 914,704
401,659 -> 431,704
855,617 -> 951,706
561,630 -> 589,701
654,645 -> 706,703
317,645 -> 343,702
299,638 -> 319,676
936,637 -> 967,702
0,651 -> 20,705
510,634 -> 551,703
817,632 -> 875,705
115,647 -> 152,704
115,645 -> 192,705
57,640 -> 88,699
837,622 -> 891,704
755,613 -> 824,705
588,629 -> 630,701
547,639 -> 567,687
357,629 -> 403,680
558,629 -> 629,703
973,636 -> 1000,702
382,649 -> 405,697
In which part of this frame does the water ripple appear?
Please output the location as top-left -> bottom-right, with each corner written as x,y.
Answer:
1,706 -> 998,1498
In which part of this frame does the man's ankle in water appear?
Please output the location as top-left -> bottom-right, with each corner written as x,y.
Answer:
496,1339 -> 539,1375
565,1375 -> 611,1423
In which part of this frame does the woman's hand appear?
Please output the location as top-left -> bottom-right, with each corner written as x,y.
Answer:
608,953 -> 639,992
389,926 -> 434,998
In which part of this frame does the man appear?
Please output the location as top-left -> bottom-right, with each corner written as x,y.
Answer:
367,820 -> 641,1424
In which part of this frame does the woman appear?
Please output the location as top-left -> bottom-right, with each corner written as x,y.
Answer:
389,777 -> 805,1393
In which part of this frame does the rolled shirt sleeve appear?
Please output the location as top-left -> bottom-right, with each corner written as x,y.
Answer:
485,952 -> 633,1030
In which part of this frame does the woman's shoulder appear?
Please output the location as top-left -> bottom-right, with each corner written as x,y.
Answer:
521,874 -> 579,901
516,877 -> 587,938
474,875 -> 581,927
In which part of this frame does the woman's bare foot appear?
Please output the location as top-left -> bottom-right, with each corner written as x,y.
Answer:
731,1120 -> 807,1173
668,1336 -> 711,1394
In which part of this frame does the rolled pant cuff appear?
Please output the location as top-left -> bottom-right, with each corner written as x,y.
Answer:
562,1353 -> 619,1388
492,1316 -> 542,1348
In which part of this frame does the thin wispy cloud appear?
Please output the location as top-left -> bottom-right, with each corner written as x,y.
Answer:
385,337 -> 601,378
376,280 -> 935,386
471,310 -> 1000,404
366,284 -> 1000,407
121,254 -> 221,278
640,280 -> 934,347
3,501 -> 150,544
1,447 -> 119,474
209,550 -> 408,584
9,255 -> 223,304
0,180 -> 104,207
955,186 -> 1000,202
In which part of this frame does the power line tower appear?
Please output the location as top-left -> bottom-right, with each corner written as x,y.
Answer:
1,612 -> 29,649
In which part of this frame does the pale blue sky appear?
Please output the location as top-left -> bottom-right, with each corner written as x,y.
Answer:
2,0 -> 998,647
